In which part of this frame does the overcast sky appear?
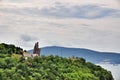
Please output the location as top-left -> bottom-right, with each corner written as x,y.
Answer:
0,0 -> 120,52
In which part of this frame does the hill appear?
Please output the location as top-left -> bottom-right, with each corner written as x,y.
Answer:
29,46 -> 120,64
0,43 -> 24,55
0,43 -> 114,80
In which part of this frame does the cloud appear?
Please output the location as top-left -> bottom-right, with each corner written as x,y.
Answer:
0,0 -> 120,52
40,4 -> 119,19
0,3 -> 119,19
98,64 -> 120,80
20,34 -> 38,42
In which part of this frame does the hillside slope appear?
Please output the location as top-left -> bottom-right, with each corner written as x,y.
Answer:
0,43 -> 114,80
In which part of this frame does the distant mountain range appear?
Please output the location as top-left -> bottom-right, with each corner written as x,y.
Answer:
28,46 -> 120,64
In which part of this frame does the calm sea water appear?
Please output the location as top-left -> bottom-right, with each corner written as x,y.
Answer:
97,64 -> 120,80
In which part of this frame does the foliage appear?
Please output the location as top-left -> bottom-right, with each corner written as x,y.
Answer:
0,43 -> 23,55
0,43 -> 114,80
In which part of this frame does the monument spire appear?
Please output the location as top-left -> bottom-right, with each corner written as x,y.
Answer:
33,42 -> 40,56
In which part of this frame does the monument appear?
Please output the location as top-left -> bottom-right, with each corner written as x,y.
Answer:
33,42 -> 40,56
22,42 -> 40,59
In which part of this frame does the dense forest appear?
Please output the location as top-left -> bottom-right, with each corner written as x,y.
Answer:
0,43 -> 114,80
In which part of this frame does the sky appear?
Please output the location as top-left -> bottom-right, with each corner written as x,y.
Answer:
0,0 -> 120,52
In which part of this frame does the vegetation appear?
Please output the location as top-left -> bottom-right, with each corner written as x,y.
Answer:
0,43 -> 114,80
0,43 -> 23,55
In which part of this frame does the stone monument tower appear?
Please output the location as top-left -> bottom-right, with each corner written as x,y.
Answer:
33,42 -> 40,56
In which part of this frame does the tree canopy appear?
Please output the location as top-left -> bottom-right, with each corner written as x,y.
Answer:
0,43 -> 23,55
0,43 -> 114,80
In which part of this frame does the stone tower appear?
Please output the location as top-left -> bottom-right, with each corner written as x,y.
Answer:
33,42 -> 40,56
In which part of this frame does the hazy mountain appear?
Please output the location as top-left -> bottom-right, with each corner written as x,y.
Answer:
28,46 -> 120,64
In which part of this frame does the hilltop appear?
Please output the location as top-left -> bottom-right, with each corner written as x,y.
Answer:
0,43 -> 114,80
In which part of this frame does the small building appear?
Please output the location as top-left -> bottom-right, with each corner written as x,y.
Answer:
22,52 -> 32,59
